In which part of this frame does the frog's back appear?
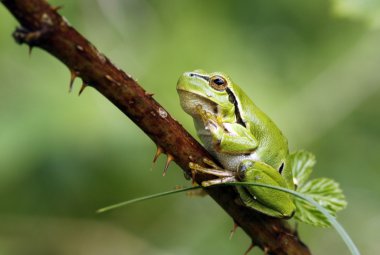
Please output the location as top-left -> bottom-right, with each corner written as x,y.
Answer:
230,83 -> 289,171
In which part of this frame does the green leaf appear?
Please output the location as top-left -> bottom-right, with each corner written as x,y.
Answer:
290,151 -> 347,227
294,178 -> 347,227
290,150 -> 316,188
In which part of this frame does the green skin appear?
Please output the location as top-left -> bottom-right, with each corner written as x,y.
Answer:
177,70 -> 296,218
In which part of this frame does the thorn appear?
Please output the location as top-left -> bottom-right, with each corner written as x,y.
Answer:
145,92 -> 154,97
229,222 -> 239,240
28,45 -> 33,56
52,5 -> 63,11
264,246 -> 270,255
69,69 -> 77,93
243,243 -> 254,255
153,146 -> 164,164
151,146 -> 164,171
78,82 -> 87,96
162,154 -> 174,176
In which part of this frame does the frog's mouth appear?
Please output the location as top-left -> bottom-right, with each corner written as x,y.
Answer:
177,90 -> 218,116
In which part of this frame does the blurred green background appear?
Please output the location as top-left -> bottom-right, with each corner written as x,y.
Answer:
1,0 -> 379,254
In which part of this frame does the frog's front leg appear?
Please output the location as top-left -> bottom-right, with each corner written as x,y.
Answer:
197,106 -> 258,154
213,122 -> 258,154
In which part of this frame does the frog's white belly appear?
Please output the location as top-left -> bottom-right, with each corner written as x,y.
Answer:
215,150 -> 260,172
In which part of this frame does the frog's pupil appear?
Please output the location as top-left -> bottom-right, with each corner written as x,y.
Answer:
214,78 -> 225,86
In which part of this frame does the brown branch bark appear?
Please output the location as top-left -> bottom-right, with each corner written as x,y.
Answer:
1,1 -> 311,254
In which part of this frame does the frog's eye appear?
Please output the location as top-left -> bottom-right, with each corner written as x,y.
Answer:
209,75 -> 228,91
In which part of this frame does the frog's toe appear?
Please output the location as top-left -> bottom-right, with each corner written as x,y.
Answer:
195,104 -> 204,113
206,119 -> 219,132
202,158 -> 221,169
189,162 -> 202,171
201,176 -> 236,187
189,162 -> 234,177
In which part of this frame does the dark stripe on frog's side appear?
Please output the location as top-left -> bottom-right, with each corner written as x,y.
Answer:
226,88 -> 246,127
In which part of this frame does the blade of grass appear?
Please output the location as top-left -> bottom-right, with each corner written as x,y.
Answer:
97,186 -> 200,213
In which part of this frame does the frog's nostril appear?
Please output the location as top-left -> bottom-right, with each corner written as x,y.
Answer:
189,73 -> 194,77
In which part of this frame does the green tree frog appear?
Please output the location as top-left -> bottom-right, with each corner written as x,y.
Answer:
177,70 -> 296,218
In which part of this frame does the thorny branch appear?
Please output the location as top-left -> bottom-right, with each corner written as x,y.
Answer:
1,1 -> 311,254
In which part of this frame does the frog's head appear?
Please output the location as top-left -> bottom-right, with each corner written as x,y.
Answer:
177,70 -> 235,118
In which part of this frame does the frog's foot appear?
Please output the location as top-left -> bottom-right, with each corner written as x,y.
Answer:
195,105 -> 223,129
189,162 -> 232,177
189,160 -> 236,187
202,176 -> 236,186
195,104 -> 210,122
202,157 -> 221,169
189,158 -> 219,184
189,157 -> 223,180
